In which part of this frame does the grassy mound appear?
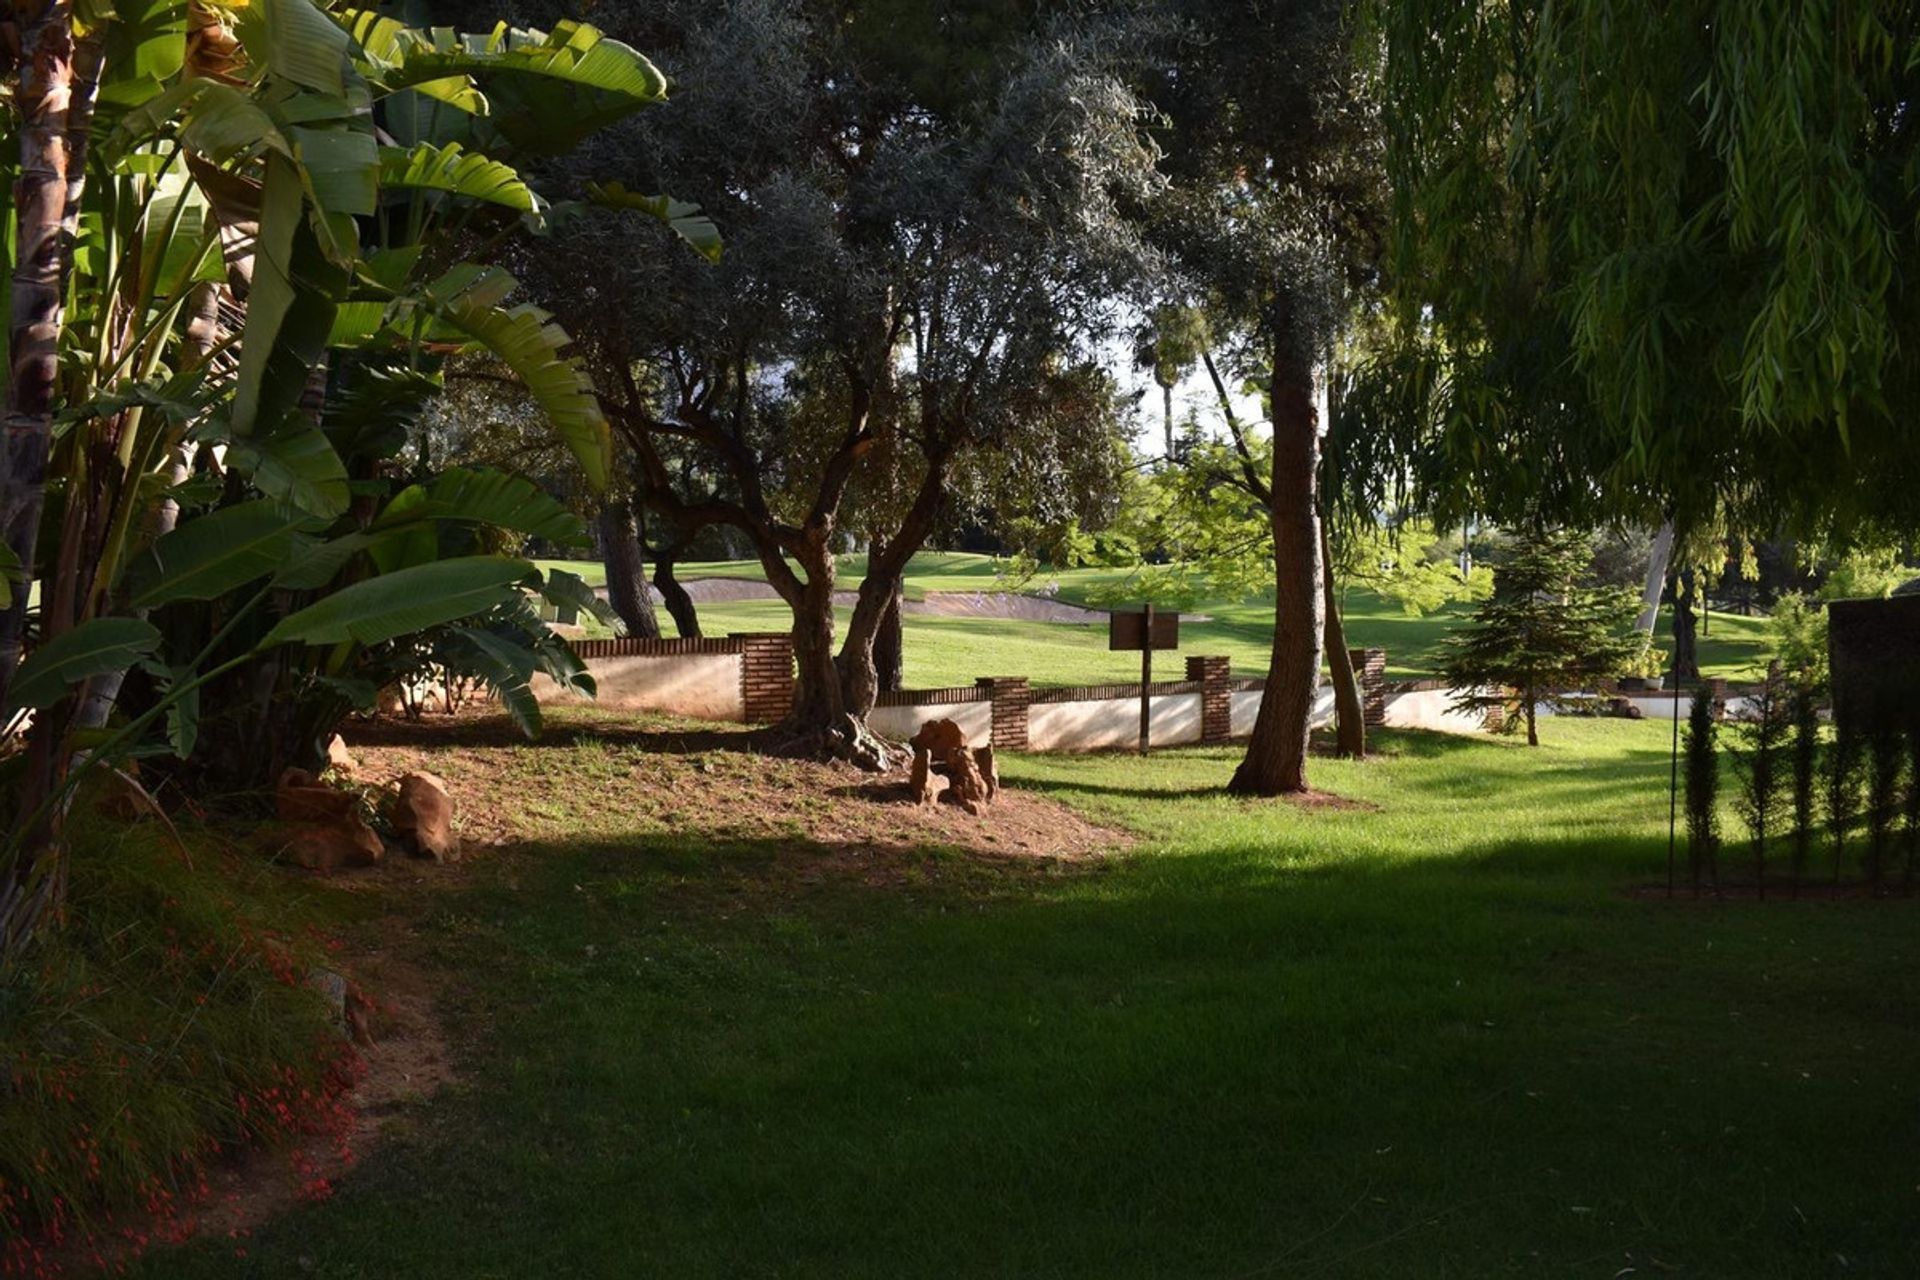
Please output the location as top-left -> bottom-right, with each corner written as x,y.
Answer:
0,813 -> 356,1274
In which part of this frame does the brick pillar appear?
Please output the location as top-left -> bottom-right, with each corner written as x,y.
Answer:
976,677 -> 1031,750
1348,647 -> 1388,727
733,633 -> 794,724
1187,655 -> 1232,743
1705,677 -> 1730,719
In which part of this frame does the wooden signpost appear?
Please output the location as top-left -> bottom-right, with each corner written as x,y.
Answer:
1109,604 -> 1181,755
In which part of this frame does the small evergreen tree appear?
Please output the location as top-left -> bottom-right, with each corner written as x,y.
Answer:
1826,724 -> 1861,883
1684,685 -> 1721,894
1733,665 -> 1790,899
1905,724 -> 1920,893
1866,732 -> 1904,888
1442,527 -> 1641,747
1789,681 -> 1821,894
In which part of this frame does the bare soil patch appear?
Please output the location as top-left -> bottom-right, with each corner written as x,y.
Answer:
338,708 -> 1131,888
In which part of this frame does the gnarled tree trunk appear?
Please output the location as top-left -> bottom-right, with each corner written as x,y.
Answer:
873,575 -> 903,693
599,500 -> 660,639
653,545 -> 700,638
836,454 -> 947,723
1229,319 -> 1323,796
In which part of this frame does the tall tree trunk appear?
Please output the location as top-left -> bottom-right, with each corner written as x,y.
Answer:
1322,524 -> 1365,758
1636,521 -> 1674,634
1162,380 -> 1174,461
873,576 -> 904,693
598,501 -> 660,639
653,546 -> 700,638
1672,568 -> 1700,681
1,1 -> 79,958
1229,319 -> 1323,796
0,0 -> 76,713
1525,688 -> 1539,747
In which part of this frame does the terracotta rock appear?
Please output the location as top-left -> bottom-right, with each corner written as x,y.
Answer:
325,734 -> 358,774
909,718 -> 968,756
277,778 -> 362,827
281,816 -> 384,872
909,747 -> 950,807
944,749 -> 991,815
392,771 -> 458,862
974,745 -> 999,801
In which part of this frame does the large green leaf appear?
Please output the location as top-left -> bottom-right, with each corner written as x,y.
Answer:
254,0 -> 353,98
446,625 -> 543,735
420,271 -> 609,488
230,152 -> 304,437
5,619 -> 163,714
261,556 -> 533,648
127,500 -> 318,609
538,567 -> 614,625
379,142 -> 545,223
228,417 -> 352,517
416,468 -> 588,546
343,17 -> 667,154
585,182 -> 722,263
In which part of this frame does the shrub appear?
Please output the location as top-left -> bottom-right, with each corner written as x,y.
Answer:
1789,682 -> 1820,890
0,812 -> 357,1270
1683,685 -> 1720,892
1865,732 -> 1904,887
1826,724 -> 1861,882
1767,592 -> 1829,690
1733,667 -> 1791,897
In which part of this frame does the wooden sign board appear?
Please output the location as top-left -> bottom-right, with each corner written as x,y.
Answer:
1109,609 -> 1181,652
1828,595 -> 1920,736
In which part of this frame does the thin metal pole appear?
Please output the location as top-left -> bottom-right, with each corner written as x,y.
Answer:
1667,653 -> 1681,899
1140,604 -> 1153,756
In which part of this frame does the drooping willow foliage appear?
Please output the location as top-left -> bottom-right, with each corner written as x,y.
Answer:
1354,0 -> 1920,536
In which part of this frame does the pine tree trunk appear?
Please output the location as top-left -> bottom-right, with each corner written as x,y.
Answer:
1162,381 -> 1174,461
1323,523 -> 1365,759
599,501 -> 660,639
1229,321 -> 1323,796
1526,693 -> 1539,747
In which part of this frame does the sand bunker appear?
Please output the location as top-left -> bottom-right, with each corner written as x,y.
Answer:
607,577 -> 1130,623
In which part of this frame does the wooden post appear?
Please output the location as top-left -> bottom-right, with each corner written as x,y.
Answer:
1140,603 -> 1153,756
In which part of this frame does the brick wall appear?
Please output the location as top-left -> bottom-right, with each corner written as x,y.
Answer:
1348,647 -> 1388,727
975,677 -> 1032,750
1186,655 -> 1233,743
734,632 -> 795,724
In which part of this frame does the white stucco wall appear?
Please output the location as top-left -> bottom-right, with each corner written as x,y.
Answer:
536,652 -> 745,721
1381,687 -> 1486,735
1230,685 -> 1335,736
869,700 -> 993,745
1028,692 -> 1202,752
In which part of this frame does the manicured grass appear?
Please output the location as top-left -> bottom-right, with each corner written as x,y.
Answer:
138,718 -> 1918,1278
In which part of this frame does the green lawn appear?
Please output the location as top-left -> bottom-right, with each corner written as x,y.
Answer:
138,716 -> 1917,1278
539,551 -> 1774,685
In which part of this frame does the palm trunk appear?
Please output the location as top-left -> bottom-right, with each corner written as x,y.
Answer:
0,0 -> 76,713
1322,524 -> 1364,758
599,501 -> 660,639
1229,318 -> 1323,796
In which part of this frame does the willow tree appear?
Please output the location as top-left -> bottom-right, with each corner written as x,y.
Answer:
1364,0 -> 1920,544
